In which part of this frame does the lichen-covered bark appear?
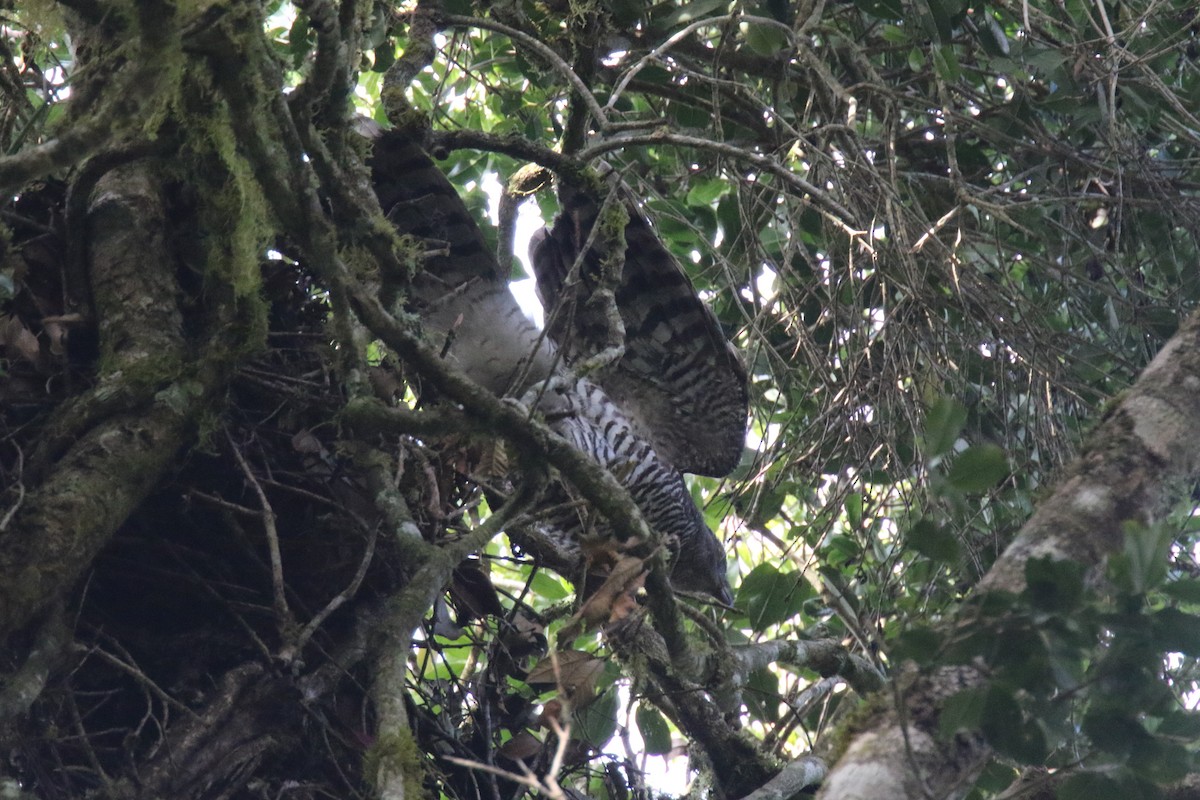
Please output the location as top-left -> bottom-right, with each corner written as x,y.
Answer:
818,311 -> 1200,799
980,311 -> 1200,595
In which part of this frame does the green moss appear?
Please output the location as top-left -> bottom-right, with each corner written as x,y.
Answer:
166,71 -> 272,357
823,686 -> 890,764
194,106 -> 272,301
364,728 -> 427,800
388,231 -> 426,279
387,100 -> 428,135
96,351 -> 184,394
597,200 -> 629,278
192,407 -> 224,454
597,201 -> 630,245
10,0 -> 68,35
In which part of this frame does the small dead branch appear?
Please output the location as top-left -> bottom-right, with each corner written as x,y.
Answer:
0,442 -> 25,532
444,715 -> 576,800
280,521 -> 379,664
226,428 -> 294,638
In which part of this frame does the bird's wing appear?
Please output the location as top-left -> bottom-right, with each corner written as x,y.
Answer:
367,128 -> 733,601
529,179 -> 748,477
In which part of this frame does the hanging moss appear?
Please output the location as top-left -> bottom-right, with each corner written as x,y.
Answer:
168,72 -> 273,356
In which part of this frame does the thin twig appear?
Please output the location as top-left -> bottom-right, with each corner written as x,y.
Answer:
441,716 -> 574,800
281,522 -> 379,663
225,429 -> 293,632
607,15 -> 732,111
440,13 -> 609,132
0,443 -> 25,531
576,131 -> 858,230
76,642 -> 202,720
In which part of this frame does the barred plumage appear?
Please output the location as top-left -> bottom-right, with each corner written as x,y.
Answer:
529,179 -> 748,477
368,128 -> 744,603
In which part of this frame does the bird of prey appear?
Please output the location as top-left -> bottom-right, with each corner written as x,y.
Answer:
368,128 -> 746,604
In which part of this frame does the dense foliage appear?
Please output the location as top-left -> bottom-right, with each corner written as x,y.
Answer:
3,0 -> 1200,798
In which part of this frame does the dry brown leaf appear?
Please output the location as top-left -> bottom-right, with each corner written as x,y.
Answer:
607,572 -> 646,624
449,560 -> 505,623
42,320 -> 67,357
498,612 -> 547,664
496,731 -> 543,762
473,440 -> 511,482
291,429 -> 323,454
537,698 -> 564,727
566,555 -> 647,639
526,650 -> 604,696
367,365 -> 404,402
1,315 -> 42,368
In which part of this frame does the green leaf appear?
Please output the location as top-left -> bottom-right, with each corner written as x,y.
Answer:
891,626 -> 942,665
662,0 -> 726,26
932,45 -> 961,82
736,563 -> 815,631
1129,736 -> 1190,783
1083,708 -> 1150,756
983,686 -> 1047,762
946,444 -> 1008,492
844,492 -> 863,528
741,21 -> 790,57
922,397 -> 967,459
907,46 -> 925,73
1024,557 -> 1084,612
530,571 -> 571,601
922,0 -> 964,42
1151,608 -> 1200,657
573,689 -> 619,749
940,686 -> 987,737
1057,772 -> 1127,800
908,517 -> 960,562
686,178 -> 727,208
1119,521 -> 1173,594
975,12 -> 1010,57
1156,709 -> 1200,738
635,705 -> 673,756
287,12 -> 315,68
744,667 -> 781,723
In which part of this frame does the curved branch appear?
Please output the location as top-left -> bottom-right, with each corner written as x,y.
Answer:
428,128 -> 573,172
439,13 -> 610,133
606,11 -> 747,113
735,756 -> 828,800
733,638 -> 885,697
369,473 -> 542,800
577,131 -> 858,229
0,1 -> 182,195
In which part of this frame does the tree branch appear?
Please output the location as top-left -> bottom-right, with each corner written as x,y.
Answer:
819,310 -> 1200,797
576,131 -> 858,229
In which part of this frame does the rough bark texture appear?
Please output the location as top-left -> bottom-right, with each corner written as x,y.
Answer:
980,311 -> 1200,594
817,311 -> 1200,798
15,2 -> 1192,799
0,7 -> 804,799
0,164 -> 226,637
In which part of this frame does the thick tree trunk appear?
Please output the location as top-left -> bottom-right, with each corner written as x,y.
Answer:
0,163 -> 232,637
